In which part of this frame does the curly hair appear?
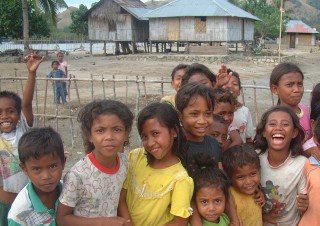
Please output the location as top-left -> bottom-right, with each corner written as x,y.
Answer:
212,88 -> 237,106
253,105 -> 305,157
180,63 -> 216,87
171,64 -> 189,81
77,99 -> 134,154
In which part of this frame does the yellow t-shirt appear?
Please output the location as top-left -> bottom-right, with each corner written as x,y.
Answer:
123,148 -> 194,226
160,95 -> 176,108
230,186 -> 263,226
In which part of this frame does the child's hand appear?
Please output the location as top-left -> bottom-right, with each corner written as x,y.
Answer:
103,217 -> 133,226
262,204 -> 284,226
24,48 -> 45,74
254,188 -> 266,207
216,64 -> 232,88
297,193 -> 309,214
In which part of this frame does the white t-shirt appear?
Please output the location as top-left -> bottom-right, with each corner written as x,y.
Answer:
59,152 -> 128,217
0,113 -> 31,193
258,150 -> 307,226
233,105 -> 254,143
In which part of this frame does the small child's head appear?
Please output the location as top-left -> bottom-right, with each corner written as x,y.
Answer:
57,52 -> 64,61
188,153 -> 229,223
310,83 -> 320,119
222,144 -> 260,195
18,127 -> 65,194
77,99 -> 134,154
254,105 -> 305,157
51,60 -> 60,70
137,102 -> 187,165
269,62 -> 304,108
171,64 -> 188,91
224,68 -> 241,97
313,116 -> 320,147
212,88 -> 237,125
0,91 -> 22,133
180,63 -> 216,88
176,82 -> 215,142
208,114 -> 228,150
310,101 -> 320,130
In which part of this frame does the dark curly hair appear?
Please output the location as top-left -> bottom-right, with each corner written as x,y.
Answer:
187,152 -> 230,200
254,105 -> 305,157
137,102 -> 188,166
171,64 -> 189,81
180,63 -> 216,87
77,99 -> 134,154
212,88 -> 237,106
0,91 -> 22,115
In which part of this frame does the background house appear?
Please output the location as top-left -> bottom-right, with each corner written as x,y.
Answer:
84,0 -> 150,54
144,0 -> 260,54
282,20 -> 319,48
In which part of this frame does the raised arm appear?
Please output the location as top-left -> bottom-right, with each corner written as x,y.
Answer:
23,48 -> 45,126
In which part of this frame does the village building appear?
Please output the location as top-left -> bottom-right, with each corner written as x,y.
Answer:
83,0 -> 150,54
143,0 -> 260,54
282,20 -> 319,48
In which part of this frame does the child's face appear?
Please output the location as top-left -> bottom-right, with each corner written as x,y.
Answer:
57,54 -> 64,62
52,63 -> 59,70
0,97 -> 19,133
207,120 -> 228,150
141,118 -> 176,164
231,164 -> 260,195
21,153 -> 64,195
171,69 -> 185,91
188,73 -> 213,88
271,72 -> 304,108
196,187 -> 226,223
89,114 -> 129,165
263,111 -> 298,154
179,95 -> 213,142
223,76 -> 240,97
213,102 -> 235,125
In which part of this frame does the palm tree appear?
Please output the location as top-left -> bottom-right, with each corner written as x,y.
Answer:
22,0 -> 68,52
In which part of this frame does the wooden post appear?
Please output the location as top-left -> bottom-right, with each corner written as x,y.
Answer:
90,74 -> 94,101
135,76 -> 140,115
144,42 -> 147,53
156,43 -> 159,53
14,69 -> 19,94
177,42 -> 179,52
73,75 -> 81,106
142,76 -> 147,105
43,79 -> 48,127
131,41 -> 135,54
161,77 -> 164,97
253,80 -> 259,125
102,75 -> 106,99
186,42 -> 190,54
150,40 -> 152,54
125,76 -> 128,104
103,41 -> 106,55
35,81 -> 39,127
90,41 -> 93,55
113,75 -> 116,99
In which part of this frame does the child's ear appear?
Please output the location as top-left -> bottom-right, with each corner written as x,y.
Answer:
19,163 -> 27,175
292,128 -> 299,139
271,84 -> 279,95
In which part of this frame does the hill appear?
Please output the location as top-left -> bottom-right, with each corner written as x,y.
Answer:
57,6 -> 78,29
286,0 -> 320,26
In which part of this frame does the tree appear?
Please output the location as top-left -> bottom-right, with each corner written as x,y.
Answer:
21,0 -> 68,51
69,4 -> 89,38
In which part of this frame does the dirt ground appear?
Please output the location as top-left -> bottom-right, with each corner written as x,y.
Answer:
0,48 -> 319,172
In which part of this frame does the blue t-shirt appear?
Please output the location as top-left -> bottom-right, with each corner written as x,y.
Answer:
48,69 -> 64,86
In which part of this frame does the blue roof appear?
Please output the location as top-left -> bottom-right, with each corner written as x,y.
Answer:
286,20 -> 319,34
122,7 -> 152,20
144,0 -> 260,21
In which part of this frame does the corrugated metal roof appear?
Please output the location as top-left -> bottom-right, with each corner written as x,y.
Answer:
143,0 -> 260,21
286,20 -> 319,34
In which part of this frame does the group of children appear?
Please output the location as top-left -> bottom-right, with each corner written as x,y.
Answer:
0,49 -> 319,226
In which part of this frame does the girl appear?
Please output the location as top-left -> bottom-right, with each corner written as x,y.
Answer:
224,69 -> 254,144
254,105 -> 308,226
188,152 -> 230,226
270,62 -> 311,141
57,51 -> 68,98
57,100 -> 134,226
118,102 -> 194,226
0,49 -> 44,225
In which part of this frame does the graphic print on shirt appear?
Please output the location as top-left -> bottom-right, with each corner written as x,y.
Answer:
262,180 -> 288,215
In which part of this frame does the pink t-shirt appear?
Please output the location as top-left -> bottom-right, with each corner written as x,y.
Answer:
298,103 -> 311,141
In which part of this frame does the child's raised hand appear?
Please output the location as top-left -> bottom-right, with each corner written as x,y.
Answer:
216,64 -> 232,88
297,193 -> 309,214
24,48 -> 45,74
254,187 -> 266,207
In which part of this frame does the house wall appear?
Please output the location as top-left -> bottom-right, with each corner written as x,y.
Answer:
149,17 -> 255,42
282,33 -> 316,46
131,18 -> 149,41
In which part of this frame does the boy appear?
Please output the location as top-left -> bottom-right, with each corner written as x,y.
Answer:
222,144 -> 263,226
48,61 -> 67,105
208,114 -> 228,151
7,127 -> 65,226
57,52 -> 68,98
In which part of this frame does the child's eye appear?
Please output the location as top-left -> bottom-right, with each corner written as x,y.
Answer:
205,111 -> 212,117
215,199 -> 222,204
200,200 -> 208,205
152,131 -> 160,136
32,167 -> 41,172
236,176 -> 244,180
50,164 -> 57,169
114,127 -> 122,132
250,172 -> 257,177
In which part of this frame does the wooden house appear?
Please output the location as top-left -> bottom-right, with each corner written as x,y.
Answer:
282,20 -> 318,48
84,0 -> 150,54
144,0 -> 260,54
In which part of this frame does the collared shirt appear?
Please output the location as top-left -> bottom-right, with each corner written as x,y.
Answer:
8,181 -> 62,226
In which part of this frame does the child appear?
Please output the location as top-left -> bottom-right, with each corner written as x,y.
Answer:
48,61 -> 67,105
0,49 -> 44,226
299,116 -> 320,226
212,88 -> 243,149
8,127 -> 65,226
270,62 -> 311,141
57,51 -> 68,98
180,63 -> 216,88
254,105 -> 308,226
118,102 -> 194,225
161,64 -> 188,107
224,69 -> 254,144
188,152 -> 230,226
207,114 -> 228,151
57,100 -> 134,226
175,82 -> 221,166
222,144 -> 263,226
